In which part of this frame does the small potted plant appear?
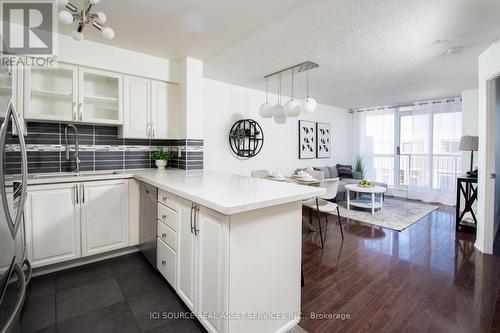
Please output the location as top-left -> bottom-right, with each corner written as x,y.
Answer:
151,150 -> 172,170
230,127 -> 246,147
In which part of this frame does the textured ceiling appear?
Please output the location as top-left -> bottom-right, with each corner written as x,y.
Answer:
59,0 -> 500,109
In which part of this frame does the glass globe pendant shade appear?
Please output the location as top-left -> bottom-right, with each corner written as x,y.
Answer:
259,102 -> 273,118
273,103 -> 287,124
95,11 -> 107,24
284,99 -> 301,117
58,10 -> 74,24
302,97 -> 317,114
71,30 -> 84,41
102,27 -> 115,40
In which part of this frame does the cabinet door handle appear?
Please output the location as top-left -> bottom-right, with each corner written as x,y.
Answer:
161,233 -> 166,238
194,204 -> 200,236
75,184 -> 79,204
72,102 -> 77,121
161,260 -> 166,266
190,203 -> 194,234
162,196 -> 167,202
152,125 -> 155,138
78,102 -> 83,121
82,184 -> 85,203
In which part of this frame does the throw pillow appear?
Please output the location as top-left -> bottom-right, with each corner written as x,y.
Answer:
328,166 -> 339,179
314,166 -> 330,179
336,164 -> 353,179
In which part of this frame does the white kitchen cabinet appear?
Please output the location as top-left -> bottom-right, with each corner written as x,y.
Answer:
25,183 -> 81,267
121,76 -> 150,138
79,67 -> 122,124
157,237 -> 176,287
25,179 -> 131,268
177,198 -> 197,311
120,76 -> 174,139
150,80 -> 174,139
174,197 -> 229,333
24,64 -> 123,124
24,63 -> 78,122
81,180 -> 129,256
196,206 -> 229,333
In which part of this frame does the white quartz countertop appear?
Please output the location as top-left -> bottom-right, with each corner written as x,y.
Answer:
133,169 -> 325,215
21,168 -> 325,215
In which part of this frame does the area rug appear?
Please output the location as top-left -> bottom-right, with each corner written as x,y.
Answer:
337,198 -> 438,231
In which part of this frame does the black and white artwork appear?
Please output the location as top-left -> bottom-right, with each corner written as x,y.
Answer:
316,122 -> 331,158
298,120 -> 316,159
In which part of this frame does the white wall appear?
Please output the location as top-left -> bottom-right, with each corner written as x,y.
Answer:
203,79 -> 350,176
461,89 -> 479,173
57,34 -> 178,82
477,39 -> 500,254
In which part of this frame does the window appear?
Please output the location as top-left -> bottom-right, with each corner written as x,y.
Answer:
352,98 -> 462,205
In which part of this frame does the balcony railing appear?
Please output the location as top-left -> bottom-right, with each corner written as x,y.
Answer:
365,154 -> 462,191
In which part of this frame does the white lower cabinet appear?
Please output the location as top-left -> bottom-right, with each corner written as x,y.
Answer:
81,180 -> 129,256
157,237 -> 176,287
25,183 -> 81,267
177,199 -> 197,311
25,180 -> 130,268
175,197 -> 229,333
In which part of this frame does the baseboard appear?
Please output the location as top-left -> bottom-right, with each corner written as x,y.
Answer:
275,317 -> 301,333
32,246 -> 140,277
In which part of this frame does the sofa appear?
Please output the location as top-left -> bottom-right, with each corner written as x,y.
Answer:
313,164 -> 388,201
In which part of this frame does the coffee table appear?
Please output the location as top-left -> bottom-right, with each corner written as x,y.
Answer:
345,184 -> 387,215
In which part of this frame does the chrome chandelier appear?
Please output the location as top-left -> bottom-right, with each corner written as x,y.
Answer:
58,0 -> 115,41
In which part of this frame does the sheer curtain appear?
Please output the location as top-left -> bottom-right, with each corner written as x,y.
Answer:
351,107 -> 396,186
403,99 -> 462,205
351,98 -> 462,205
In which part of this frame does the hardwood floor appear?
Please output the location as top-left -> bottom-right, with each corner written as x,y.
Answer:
299,203 -> 500,333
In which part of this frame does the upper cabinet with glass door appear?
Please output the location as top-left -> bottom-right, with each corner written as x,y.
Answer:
24,63 -> 77,122
79,68 -> 122,125
24,64 -> 123,125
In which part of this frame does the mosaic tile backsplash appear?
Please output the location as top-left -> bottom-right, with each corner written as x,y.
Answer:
5,122 -> 203,174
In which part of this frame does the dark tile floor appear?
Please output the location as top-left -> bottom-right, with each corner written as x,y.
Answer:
21,253 -> 207,333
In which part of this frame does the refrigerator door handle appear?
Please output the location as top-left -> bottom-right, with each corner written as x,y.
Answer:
0,100 -> 28,239
1,262 -> 27,333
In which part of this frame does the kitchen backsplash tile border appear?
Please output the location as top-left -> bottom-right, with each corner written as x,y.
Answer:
4,122 -> 203,174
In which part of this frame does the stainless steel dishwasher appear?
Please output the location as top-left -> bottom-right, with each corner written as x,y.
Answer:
139,181 -> 157,267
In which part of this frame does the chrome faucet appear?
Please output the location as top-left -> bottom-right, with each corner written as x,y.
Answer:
64,124 -> 80,173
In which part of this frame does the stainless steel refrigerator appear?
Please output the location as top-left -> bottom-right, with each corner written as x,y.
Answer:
0,100 -> 30,333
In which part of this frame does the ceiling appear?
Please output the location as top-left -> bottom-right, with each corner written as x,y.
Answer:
59,0 -> 500,109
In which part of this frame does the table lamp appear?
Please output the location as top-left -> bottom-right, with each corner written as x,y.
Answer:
459,135 -> 478,176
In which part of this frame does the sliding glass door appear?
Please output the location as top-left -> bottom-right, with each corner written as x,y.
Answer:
353,98 -> 462,205
396,101 -> 462,203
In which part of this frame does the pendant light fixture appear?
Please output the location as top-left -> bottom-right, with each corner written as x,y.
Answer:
58,0 -> 115,41
302,69 -> 317,114
259,61 -> 318,123
259,77 -> 273,118
284,69 -> 301,117
272,74 -> 287,124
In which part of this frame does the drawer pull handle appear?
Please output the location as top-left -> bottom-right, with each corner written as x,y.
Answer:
161,260 -> 166,266
162,214 -> 166,219
162,233 -> 166,238
163,196 -> 167,202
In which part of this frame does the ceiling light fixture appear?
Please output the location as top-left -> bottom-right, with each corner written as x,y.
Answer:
58,0 -> 115,41
272,74 -> 287,124
260,61 -> 319,123
258,77 -> 273,118
284,70 -> 301,117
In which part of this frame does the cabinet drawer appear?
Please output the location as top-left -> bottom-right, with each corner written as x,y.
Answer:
157,203 -> 177,231
157,237 -> 176,287
157,220 -> 176,250
158,189 -> 177,211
